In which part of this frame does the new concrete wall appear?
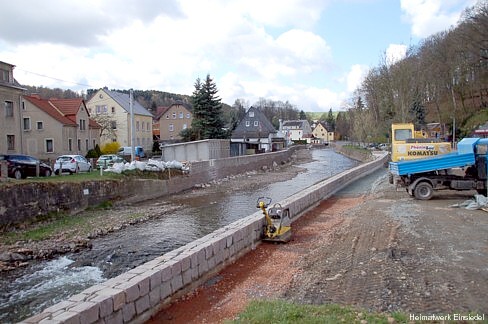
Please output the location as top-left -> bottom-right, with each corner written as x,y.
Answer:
161,139 -> 231,162
22,152 -> 388,324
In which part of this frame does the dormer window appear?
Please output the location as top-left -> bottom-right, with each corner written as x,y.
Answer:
249,111 -> 254,117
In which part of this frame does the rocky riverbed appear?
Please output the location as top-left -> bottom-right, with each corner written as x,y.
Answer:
0,150 -> 312,272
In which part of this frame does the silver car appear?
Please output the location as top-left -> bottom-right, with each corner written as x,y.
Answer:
54,155 -> 92,175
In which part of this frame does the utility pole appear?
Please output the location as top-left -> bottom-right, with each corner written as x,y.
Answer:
130,89 -> 135,162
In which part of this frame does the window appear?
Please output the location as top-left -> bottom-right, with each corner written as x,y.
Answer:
183,123 -> 187,129
394,129 -> 412,141
186,113 -> 190,118
245,121 -> 250,127
179,112 -> 183,119
111,121 -> 117,129
22,101 -> 26,110
111,107 -> 115,113
77,139 -> 81,151
85,139 -> 89,151
68,138 -> 73,151
37,121 -> 43,130
166,115 -> 169,119
95,105 -> 107,114
46,139 -> 54,153
249,111 -> 254,117
254,121 -> 259,126
93,140 -> 96,148
147,122 -> 150,131
7,135 -> 15,150
172,112 -> 176,119
23,117 -> 31,131
0,68 -> 10,82
169,124 -> 174,132
136,121 -> 140,131
79,119 -> 86,131
5,101 -> 13,117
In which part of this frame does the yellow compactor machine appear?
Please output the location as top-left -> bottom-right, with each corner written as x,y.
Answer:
257,197 -> 292,243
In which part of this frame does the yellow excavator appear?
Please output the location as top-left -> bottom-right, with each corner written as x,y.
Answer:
257,197 -> 292,243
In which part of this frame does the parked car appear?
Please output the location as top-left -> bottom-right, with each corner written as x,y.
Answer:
118,146 -> 145,158
96,154 -> 125,169
0,154 -> 52,179
54,155 -> 92,175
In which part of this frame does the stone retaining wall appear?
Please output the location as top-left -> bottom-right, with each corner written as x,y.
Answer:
22,152 -> 388,324
0,147 -> 298,228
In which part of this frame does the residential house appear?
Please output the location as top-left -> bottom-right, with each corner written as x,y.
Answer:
312,121 -> 334,144
281,120 -> 313,144
0,61 -> 26,153
424,122 -> 446,139
86,88 -> 153,152
231,106 -> 284,156
154,102 -> 193,143
22,95 -> 101,161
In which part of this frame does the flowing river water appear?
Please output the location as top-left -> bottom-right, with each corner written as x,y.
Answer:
0,148 -> 366,323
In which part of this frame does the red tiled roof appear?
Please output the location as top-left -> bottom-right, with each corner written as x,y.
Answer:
24,96 -> 76,126
50,98 -> 85,116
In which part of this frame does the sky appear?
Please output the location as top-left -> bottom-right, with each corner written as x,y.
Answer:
0,0 -> 478,112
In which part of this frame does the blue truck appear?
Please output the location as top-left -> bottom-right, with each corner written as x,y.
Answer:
389,137 -> 488,200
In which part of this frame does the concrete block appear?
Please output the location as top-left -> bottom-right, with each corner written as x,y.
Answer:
207,256 -> 216,269
95,287 -> 125,307
171,273 -> 183,292
104,309 -> 123,324
137,275 -> 150,297
226,235 -> 233,248
117,280 -> 139,303
50,311 -> 80,324
160,280 -> 172,300
70,301 -> 99,324
148,269 -> 162,291
44,300 -> 76,313
204,244 -> 213,259
177,253 -> 191,271
122,302 -> 136,323
159,264 -> 172,282
198,259 -> 209,276
182,269 -> 192,286
21,312 -> 51,323
89,294 -> 113,318
135,295 -> 150,315
196,248 -> 206,266
191,265 -> 199,280
149,286 -> 161,307
166,259 -> 181,276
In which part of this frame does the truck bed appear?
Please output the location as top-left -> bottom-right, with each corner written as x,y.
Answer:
389,152 -> 475,176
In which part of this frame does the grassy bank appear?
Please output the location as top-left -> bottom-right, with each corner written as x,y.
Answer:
228,300 -> 407,324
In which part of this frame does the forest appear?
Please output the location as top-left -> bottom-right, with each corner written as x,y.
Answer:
336,1 -> 487,143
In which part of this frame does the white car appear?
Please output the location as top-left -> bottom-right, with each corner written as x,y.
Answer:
54,155 -> 92,175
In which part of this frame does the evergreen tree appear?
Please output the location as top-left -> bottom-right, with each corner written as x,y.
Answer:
299,110 -> 307,120
190,74 -> 226,140
326,108 -> 336,130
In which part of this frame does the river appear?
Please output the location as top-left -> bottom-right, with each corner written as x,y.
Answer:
0,148 -> 362,323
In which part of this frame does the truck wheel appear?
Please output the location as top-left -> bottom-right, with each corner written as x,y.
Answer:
414,182 -> 433,200
388,173 -> 394,184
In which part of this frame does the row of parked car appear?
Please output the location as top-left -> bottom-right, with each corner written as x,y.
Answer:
0,153 -> 127,180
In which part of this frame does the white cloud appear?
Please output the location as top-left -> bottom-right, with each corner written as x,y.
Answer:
346,64 -> 370,93
400,0 -> 477,38
386,44 -> 408,65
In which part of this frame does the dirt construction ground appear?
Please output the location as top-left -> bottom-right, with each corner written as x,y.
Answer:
149,167 -> 488,323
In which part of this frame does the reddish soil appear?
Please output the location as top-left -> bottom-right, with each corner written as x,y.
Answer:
148,178 -> 488,323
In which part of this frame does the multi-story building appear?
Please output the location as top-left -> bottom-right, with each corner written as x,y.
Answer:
0,61 -> 26,153
86,88 -> 153,152
22,95 -> 100,160
154,102 -> 193,143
